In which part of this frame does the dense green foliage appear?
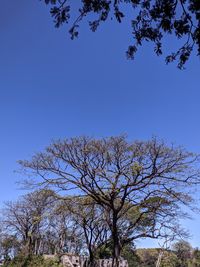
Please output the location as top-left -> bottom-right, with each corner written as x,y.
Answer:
2,255 -> 62,267
96,243 -> 141,267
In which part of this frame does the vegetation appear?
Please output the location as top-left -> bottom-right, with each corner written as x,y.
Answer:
41,0 -> 200,68
17,135 -> 200,265
135,242 -> 200,267
2,241 -> 200,267
0,136 -> 199,266
2,255 -> 62,267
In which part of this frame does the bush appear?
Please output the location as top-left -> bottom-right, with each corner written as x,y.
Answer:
3,255 -> 63,267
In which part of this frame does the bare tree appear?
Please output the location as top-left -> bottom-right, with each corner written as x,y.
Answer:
19,136 -> 200,266
46,201 -> 84,255
0,233 -> 20,261
61,196 -> 110,266
2,190 -> 54,256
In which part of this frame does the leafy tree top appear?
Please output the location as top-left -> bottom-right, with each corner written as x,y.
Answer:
41,0 -> 200,69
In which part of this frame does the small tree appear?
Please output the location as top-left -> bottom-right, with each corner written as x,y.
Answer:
173,240 -> 193,267
0,234 -> 20,261
60,196 -> 109,266
2,190 -> 54,256
190,248 -> 200,266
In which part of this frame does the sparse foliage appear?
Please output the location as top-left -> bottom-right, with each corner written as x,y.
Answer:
19,136 -> 200,264
173,240 -> 193,267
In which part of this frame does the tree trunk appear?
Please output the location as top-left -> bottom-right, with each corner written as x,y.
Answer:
82,222 -> 96,267
112,236 -> 121,267
112,214 -> 121,267
88,249 -> 96,267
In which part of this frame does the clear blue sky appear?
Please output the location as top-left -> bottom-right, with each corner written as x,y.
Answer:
0,0 -> 200,248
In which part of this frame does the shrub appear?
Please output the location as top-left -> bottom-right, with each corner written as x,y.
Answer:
3,255 -> 63,267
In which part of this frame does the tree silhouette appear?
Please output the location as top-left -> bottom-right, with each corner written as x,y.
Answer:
41,0 -> 200,68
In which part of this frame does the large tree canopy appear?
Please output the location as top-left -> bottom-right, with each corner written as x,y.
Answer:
19,136 -> 200,265
41,0 -> 200,68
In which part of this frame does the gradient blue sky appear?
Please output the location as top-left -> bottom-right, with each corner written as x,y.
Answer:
0,0 -> 200,248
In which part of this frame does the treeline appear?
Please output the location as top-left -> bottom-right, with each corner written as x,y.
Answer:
1,197 -> 200,267
0,190 -> 88,259
1,136 -> 200,267
0,189 -> 136,266
135,241 -> 200,267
